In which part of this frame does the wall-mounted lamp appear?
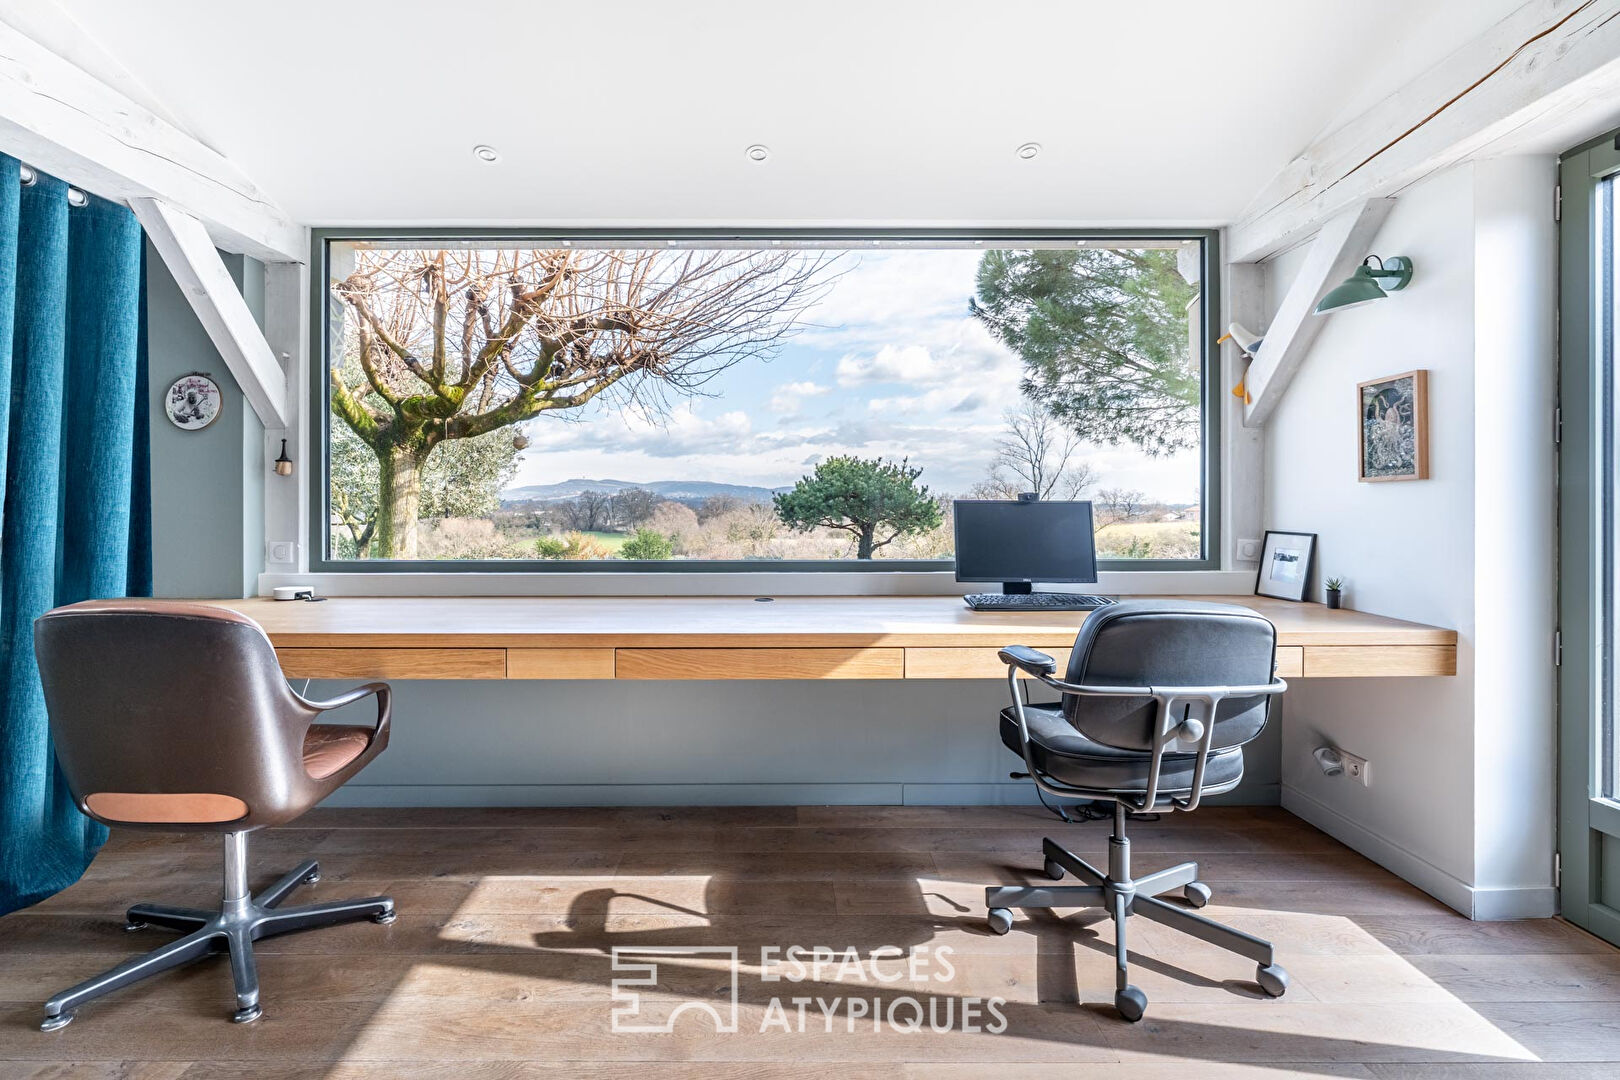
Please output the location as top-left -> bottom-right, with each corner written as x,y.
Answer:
1314,255 -> 1414,314
273,439 -> 294,476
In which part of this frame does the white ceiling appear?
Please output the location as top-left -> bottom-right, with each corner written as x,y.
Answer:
26,0 -> 1526,227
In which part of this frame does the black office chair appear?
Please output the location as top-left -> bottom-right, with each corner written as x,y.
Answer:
987,599 -> 1289,1021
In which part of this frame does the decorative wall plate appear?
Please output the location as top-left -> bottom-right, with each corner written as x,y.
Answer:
164,372 -> 223,431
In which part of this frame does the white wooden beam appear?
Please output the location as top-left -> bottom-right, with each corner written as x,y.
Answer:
1222,260 -> 1266,566
132,198 -> 289,428
1231,0 -> 1620,262
1243,199 -> 1394,427
0,21 -> 303,262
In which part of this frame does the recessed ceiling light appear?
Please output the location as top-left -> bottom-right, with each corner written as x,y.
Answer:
745,144 -> 771,163
472,144 -> 501,164
1016,142 -> 1042,160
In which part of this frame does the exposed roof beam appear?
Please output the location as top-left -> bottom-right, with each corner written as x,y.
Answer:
1243,199 -> 1393,427
0,20 -> 303,262
133,198 -> 290,428
1231,0 -> 1620,263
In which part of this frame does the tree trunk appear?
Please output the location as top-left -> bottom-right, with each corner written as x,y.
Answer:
374,446 -> 427,558
856,524 -> 876,560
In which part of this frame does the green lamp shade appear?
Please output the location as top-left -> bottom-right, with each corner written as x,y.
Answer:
1315,256 -> 1414,314
1315,266 -> 1387,312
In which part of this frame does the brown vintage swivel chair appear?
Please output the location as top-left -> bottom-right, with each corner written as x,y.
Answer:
32,600 -> 397,1030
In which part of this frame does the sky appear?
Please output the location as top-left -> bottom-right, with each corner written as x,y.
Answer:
504,248 -> 1203,503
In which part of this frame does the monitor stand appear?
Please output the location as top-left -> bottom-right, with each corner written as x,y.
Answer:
1001,582 -> 1033,595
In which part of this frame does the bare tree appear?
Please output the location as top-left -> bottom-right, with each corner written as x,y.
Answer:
696,494 -> 746,522
610,488 -> 660,529
331,247 -> 840,556
977,399 -> 1097,500
561,490 -> 613,532
1096,487 -> 1146,526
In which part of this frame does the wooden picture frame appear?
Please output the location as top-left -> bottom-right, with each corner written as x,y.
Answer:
1255,530 -> 1317,603
1357,369 -> 1429,482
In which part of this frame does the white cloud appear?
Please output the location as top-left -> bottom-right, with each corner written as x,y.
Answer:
768,380 -> 829,414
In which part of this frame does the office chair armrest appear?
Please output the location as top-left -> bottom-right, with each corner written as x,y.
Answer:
299,681 -> 392,740
998,645 -> 1058,677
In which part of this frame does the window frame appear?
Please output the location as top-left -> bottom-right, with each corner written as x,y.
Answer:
307,227 -> 1222,574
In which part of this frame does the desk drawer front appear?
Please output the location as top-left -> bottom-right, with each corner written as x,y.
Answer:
277,648 -> 506,680
507,648 -> 616,680
904,647 -> 1071,679
616,648 -> 904,680
1303,644 -> 1456,677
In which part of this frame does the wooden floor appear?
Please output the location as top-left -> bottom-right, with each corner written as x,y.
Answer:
1,806 -> 1618,1078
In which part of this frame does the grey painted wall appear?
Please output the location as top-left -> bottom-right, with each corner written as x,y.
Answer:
147,243 -> 265,599
145,262 -> 1280,808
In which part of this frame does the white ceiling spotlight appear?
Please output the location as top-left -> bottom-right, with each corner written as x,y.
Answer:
472,144 -> 501,164
1016,142 -> 1042,160
745,144 -> 771,163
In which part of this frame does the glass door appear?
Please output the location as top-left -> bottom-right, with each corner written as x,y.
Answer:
1560,134 -> 1620,944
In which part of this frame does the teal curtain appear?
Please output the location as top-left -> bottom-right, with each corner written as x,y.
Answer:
0,158 -> 149,914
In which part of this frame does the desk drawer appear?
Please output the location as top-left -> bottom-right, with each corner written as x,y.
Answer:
508,648 -> 616,680
1274,646 -> 1304,679
905,647 -> 1065,679
277,648 -> 506,680
1303,644 -> 1456,677
616,648 -> 904,680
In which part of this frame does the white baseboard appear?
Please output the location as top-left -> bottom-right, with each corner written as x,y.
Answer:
1282,785 -> 1557,921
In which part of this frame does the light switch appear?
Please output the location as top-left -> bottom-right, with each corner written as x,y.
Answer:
1236,538 -> 1262,561
267,541 -> 296,565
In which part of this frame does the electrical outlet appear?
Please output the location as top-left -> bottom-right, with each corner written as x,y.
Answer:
1236,537 -> 1262,561
267,541 -> 296,565
1339,750 -> 1371,786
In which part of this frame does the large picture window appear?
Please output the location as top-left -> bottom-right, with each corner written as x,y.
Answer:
313,233 -> 1216,570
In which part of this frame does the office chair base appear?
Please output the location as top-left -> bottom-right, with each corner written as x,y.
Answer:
983,828 -> 1287,1021
41,839 -> 394,1032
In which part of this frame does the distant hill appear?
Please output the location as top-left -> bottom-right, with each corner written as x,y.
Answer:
500,478 -> 786,505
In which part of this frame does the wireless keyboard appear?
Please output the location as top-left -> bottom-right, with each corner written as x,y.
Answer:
963,593 -> 1118,612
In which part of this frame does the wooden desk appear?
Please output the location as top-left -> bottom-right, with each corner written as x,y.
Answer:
197,595 -> 1458,681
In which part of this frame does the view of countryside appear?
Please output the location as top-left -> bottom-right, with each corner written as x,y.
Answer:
324,239 -> 1206,563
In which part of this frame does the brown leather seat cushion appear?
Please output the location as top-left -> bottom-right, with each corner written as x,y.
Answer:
303,726 -> 373,780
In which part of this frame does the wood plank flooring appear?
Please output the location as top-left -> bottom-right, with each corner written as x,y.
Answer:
0,806 -> 1616,1077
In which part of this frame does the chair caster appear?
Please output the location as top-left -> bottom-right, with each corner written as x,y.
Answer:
1256,963 -> 1289,998
986,907 -> 1013,935
303,867 -> 321,885
1043,857 -> 1064,881
232,1004 -> 262,1024
122,919 -> 148,932
1115,985 -> 1147,1022
1183,881 -> 1212,909
40,1011 -> 74,1032
372,909 -> 396,925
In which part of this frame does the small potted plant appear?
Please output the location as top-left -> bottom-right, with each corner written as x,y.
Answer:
1324,577 -> 1344,609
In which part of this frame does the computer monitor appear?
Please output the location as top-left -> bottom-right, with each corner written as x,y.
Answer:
953,498 -> 1098,594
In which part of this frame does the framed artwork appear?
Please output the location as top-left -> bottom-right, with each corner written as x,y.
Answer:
1357,369 -> 1429,482
1255,530 -> 1316,602
164,372 -> 223,431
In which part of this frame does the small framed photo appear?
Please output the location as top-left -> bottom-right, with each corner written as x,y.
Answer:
1358,369 -> 1429,482
1255,530 -> 1317,603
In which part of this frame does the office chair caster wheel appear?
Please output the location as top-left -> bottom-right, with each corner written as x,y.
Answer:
1115,985 -> 1147,1022
1043,857 -> 1064,881
232,1004 -> 262,1025
372,909 -> 396,925
1183,881 -> 1212,909
122,919 -> 148,932
40,1011 -> 74,1032
1256,963 -> 1289,998
986,907 -> 1013,935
